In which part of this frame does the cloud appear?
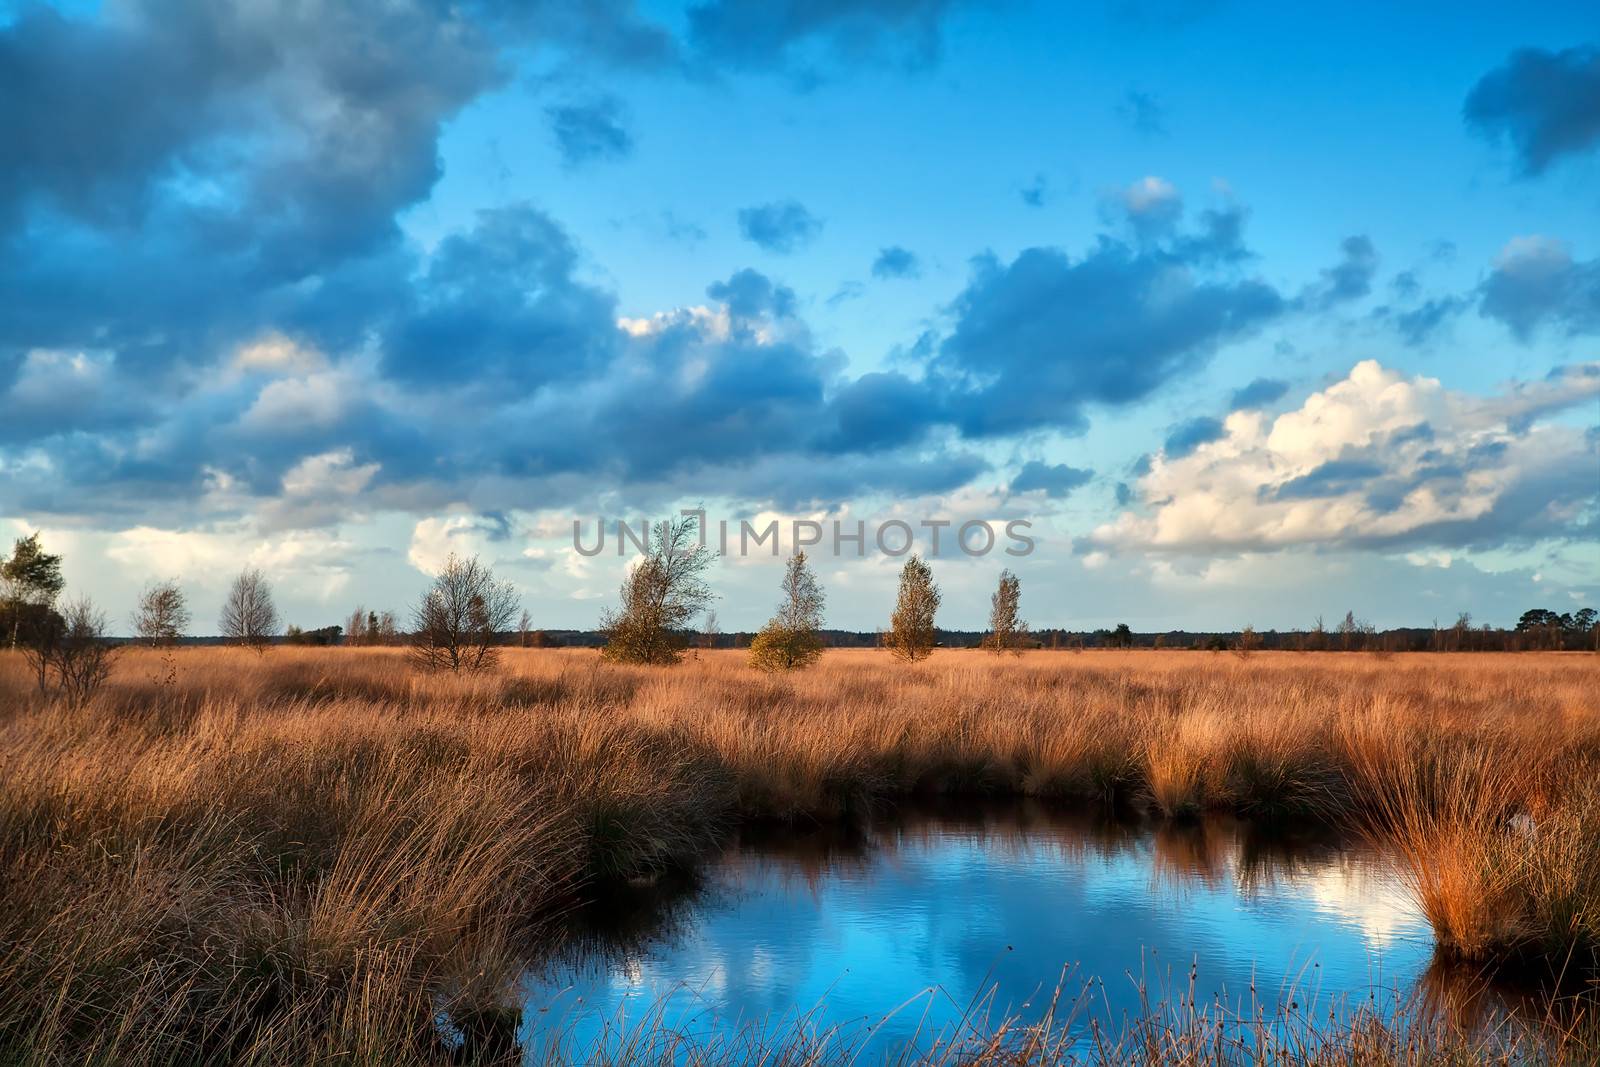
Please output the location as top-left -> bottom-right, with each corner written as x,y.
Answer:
546,96 -> 633,167
705,268 -> 799,324
1162,416 -> 1224,458
1389,296 -> 1467,347
1019,174 -> 1049,208
382,204 -> 620,393
1479,235 -> 1600,340
1010,461 -> 1093,498
1300,235 -> 1378,310
871,246 -> 921,279
1091,359 -> 1600,555
685,0 -> 980,74
1464,45 -> 1600,175
931,192 -> 1285,438
1228,377 -> 1288,411
1115,88 -> 1166,135
737,199 -> 823,253
1113,176 -> 1183,241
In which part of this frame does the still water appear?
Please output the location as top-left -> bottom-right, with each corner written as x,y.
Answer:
522,801 -> 1449,1060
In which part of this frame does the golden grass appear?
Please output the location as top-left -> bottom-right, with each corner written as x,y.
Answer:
1,646 -> 1597,1064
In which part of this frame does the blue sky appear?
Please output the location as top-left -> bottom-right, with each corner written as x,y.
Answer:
1,0 -> 1596,633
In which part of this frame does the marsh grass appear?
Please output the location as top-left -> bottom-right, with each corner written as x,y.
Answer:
1,647 -> 1597,1064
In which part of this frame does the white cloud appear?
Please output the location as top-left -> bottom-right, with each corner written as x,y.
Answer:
1091,359 -> 1600,554
241,369 -> 351,430
234,333 -> 325,374
281,449 -> 378,498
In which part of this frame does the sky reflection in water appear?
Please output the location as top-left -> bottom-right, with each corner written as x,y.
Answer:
522,802 -> 1443,1059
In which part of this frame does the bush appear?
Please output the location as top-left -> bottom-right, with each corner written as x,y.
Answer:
748,623 -> 824,673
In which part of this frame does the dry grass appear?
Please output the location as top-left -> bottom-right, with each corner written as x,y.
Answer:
1,646 -> 1597,1065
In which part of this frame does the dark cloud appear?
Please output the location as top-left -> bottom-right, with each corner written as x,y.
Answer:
931,217 -> 1285,438
0,1 -> 506,263
1271,458 -> 1385,502
1391,296 -> 1467,346
1228,377 -> 1288,411
1010,461 -> 1094,498
685,0 -> 979,73
1115,88 -> 1166,135
1464,45 -> 1600,176
1019,174 -> 1049,208
1479,237 -> 1600,340
1162,416 -> 1224,458
737,199 -> 823,253
817,372 -> 942,453
1300,236 -> 1378,310
706,268 -> 797,320
546,96 -> 633,167
382,205 -> 619,394
871,246 -> 921,279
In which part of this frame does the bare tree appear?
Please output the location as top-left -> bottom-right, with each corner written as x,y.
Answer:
700,609 -> 720,652
1307,615 -> 1327,652
982,569 -> 1028,654
885,555 -> 940,662
600,514 -> 716,666
132,579 -> 190,646
518,608 -> 533,648
24,597 -> 117,708
410,554 -> 520,672
1234,624 -> 1261,659
220,568 -> 280,651
345,604 -> 368,645
749,552 -> 826,672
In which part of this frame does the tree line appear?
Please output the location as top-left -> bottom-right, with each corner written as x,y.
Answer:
3,525 -> 1596,706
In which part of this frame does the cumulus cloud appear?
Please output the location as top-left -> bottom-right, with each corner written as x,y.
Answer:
871,246 -> 921,279
546,96 -> 634,167
1091,359 -> 1600,555
1479,235 -> 1600,340
737,200 -> 823,253
931,191 -> 1284,438
383,204 -> 619,393
1465,45 -> 1600,176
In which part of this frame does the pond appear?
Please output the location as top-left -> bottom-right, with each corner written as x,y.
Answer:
519,800 -> 1534,1061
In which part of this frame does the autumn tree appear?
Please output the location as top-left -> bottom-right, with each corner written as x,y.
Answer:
885,555 -> 939,662
2,532 -> 65,650
410,554 -> 520,672
982,569 -> 1028,654
749,552 -> 826,672
600,513 -> 716,666
132,579 -> 190,645
220,568 -> 281,651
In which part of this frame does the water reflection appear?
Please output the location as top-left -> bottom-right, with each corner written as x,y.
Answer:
522,800 -> 1583,1061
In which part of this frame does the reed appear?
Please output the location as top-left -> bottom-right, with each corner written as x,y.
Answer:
0,646 -> 1595,1064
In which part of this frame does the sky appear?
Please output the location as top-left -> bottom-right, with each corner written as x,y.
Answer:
1,0 -> 1597,634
